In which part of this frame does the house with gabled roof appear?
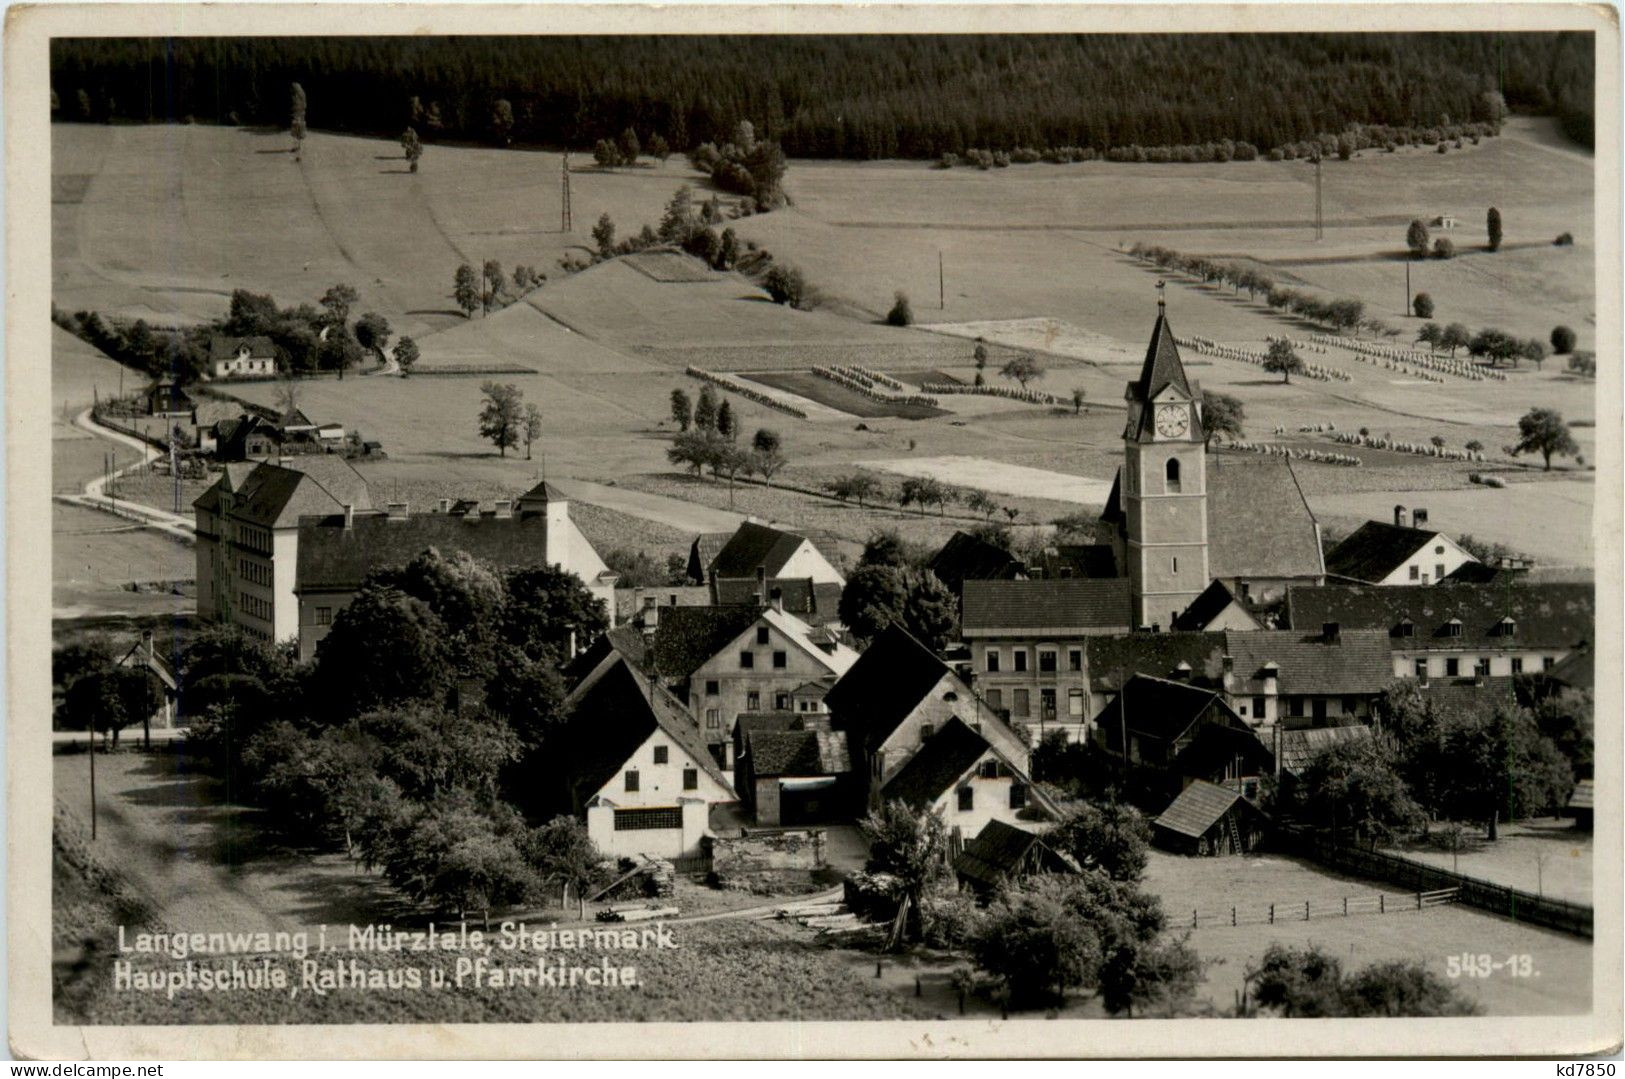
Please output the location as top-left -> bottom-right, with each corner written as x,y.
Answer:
650,599 -> 858,768
699,520 -> 845,588
552,654 -> 736,860
961,577 -> 1133,739
1093,674 -> 1273,803
208,335 -> 277,379
824,624 -> 1032,802
880,718 -> 1058,840
113,630 -> 179,733
1324,510 -> 1478,586
953,819 -> 1080,897
194,458 -> 373,643
1285,582 -> 1593,683
292,481 -> 616,661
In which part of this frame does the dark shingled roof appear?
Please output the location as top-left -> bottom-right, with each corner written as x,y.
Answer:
1224,630 -> 1393,696
1286,583 -> 1594,651
1094,674 -> 1235,742
1547,645 -> 1593,691
881,719 -> 991,809
1133,313 -> 1193,403
713,577 -> 843,623
1206,455 -> 1324,580
209,335 -> 275,361
823,623 -> 954,748
930,531 -> 1026,593
297,510 -> 557,591
710,521 -> 823,580
1085,633 -> 1229,694
217,459 -> 372,529
1154,779 -> 1251,839
650,604 -> 765,679
1325,521 -> 1445,583
745,728 -> 851,777
1274,725 -> 1373,775
557,657 -> 734,808
961,578 -> 1133,633
1173,579 -> 1253,631
953,820 -> 1080,889
1034,544 -> 1119,580
689,532 -> 734,581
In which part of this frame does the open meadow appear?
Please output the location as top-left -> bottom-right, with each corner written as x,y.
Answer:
1142,850 -> 1593,1016
53,115 -> 1597,568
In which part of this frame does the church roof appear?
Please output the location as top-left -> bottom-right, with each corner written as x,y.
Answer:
1132,312 -> 1193,402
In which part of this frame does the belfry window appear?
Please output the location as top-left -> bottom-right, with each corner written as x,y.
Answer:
1166,458 -> 1182,493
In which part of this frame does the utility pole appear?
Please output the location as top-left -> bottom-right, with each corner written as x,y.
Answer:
938,251 -> 945,310
560,152 -> 572,233
1405,262 -> 1411,316
88,716 -> 97,840
1313,156 -> 1324,242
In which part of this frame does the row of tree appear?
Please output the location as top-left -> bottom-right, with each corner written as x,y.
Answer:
453,260 -> 545,319
51,34 -> 1595,155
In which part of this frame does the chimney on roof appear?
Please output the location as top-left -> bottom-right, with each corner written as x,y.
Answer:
493,500 -> 513,519
1173,660 -> 1192,681
1323,621 -> 1341,643
1222,654 -> 1234,674
385,502 -> 408,521
755,566 -> 768,605
769,586 -> 784,614
1411,508 -> 1429,527
343,504 -> 355,530
1262,661 -> 1279,685
1394,505 -> 1409,528
437,498 -> 451,514
644,603 -> 660,631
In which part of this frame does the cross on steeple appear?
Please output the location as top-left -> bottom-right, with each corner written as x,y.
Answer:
1156,278 -> 1167,312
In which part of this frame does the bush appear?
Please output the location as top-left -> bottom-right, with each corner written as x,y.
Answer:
886,291 -> 914,327
1550,325 -> 1577,354
1555,232 -> 1574,246
1412,292 -> 1434,319
1432,237 -> 1455,259
921,892 -> 982,949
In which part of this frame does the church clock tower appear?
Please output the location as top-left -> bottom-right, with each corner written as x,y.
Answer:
1121,291 -> 1209,630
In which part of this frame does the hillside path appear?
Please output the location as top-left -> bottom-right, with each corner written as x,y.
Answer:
549,479 -> 747,535
55,409 -> 197,543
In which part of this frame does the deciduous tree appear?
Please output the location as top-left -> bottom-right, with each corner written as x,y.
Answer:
1511,408 -> 1579,471
1263,338 -> 1306,383
1000,353 -> 1045,389
1486,206 -> 1503,251
1199,391 -> 1245,448
477,381 -> 526,457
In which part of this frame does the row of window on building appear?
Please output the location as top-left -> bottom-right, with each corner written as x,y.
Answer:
237,558 -> 272,587
238,591 -> 272,623
986,646 -> 1085,674
983,685 -> 1087,720
235,523 -> 272,554
1412,654 -> 1553,679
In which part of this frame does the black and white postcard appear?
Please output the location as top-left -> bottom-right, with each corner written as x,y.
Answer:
7,2 -> 1620,1059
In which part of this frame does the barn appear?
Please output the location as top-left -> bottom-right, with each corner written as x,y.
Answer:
1152,779 -> 1268,856
953,819 -> 1080,897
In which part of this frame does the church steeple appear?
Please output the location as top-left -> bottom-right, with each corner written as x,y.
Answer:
1132,286 -> 1193,403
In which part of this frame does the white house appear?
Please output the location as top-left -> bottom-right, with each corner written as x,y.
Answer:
1323,508 -> 1478,586
209,336 -> 277,379
557,653 -> 736,860
881,718 -> 1058,840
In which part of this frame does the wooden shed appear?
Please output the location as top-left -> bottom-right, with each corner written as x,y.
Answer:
1152,779 -> 1267,856
953,819 -> 1080,897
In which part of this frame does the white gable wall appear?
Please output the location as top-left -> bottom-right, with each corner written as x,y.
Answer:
1377,533 -> 1477,586
776,539 -> 846,586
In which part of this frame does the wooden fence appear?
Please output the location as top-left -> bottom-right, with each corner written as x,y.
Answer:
1280,829 -> 1593,939
1183,887 -> 1458,930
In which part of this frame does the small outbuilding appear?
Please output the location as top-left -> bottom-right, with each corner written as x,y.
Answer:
1566,779 -> 1593,832
1153,779 -> 1268,856
953,819 -> 1080,897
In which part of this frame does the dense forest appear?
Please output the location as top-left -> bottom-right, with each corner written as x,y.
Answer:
51,33 -> 1595,158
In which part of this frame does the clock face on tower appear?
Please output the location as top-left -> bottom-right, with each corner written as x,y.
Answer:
1155,403 -> 1189,439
